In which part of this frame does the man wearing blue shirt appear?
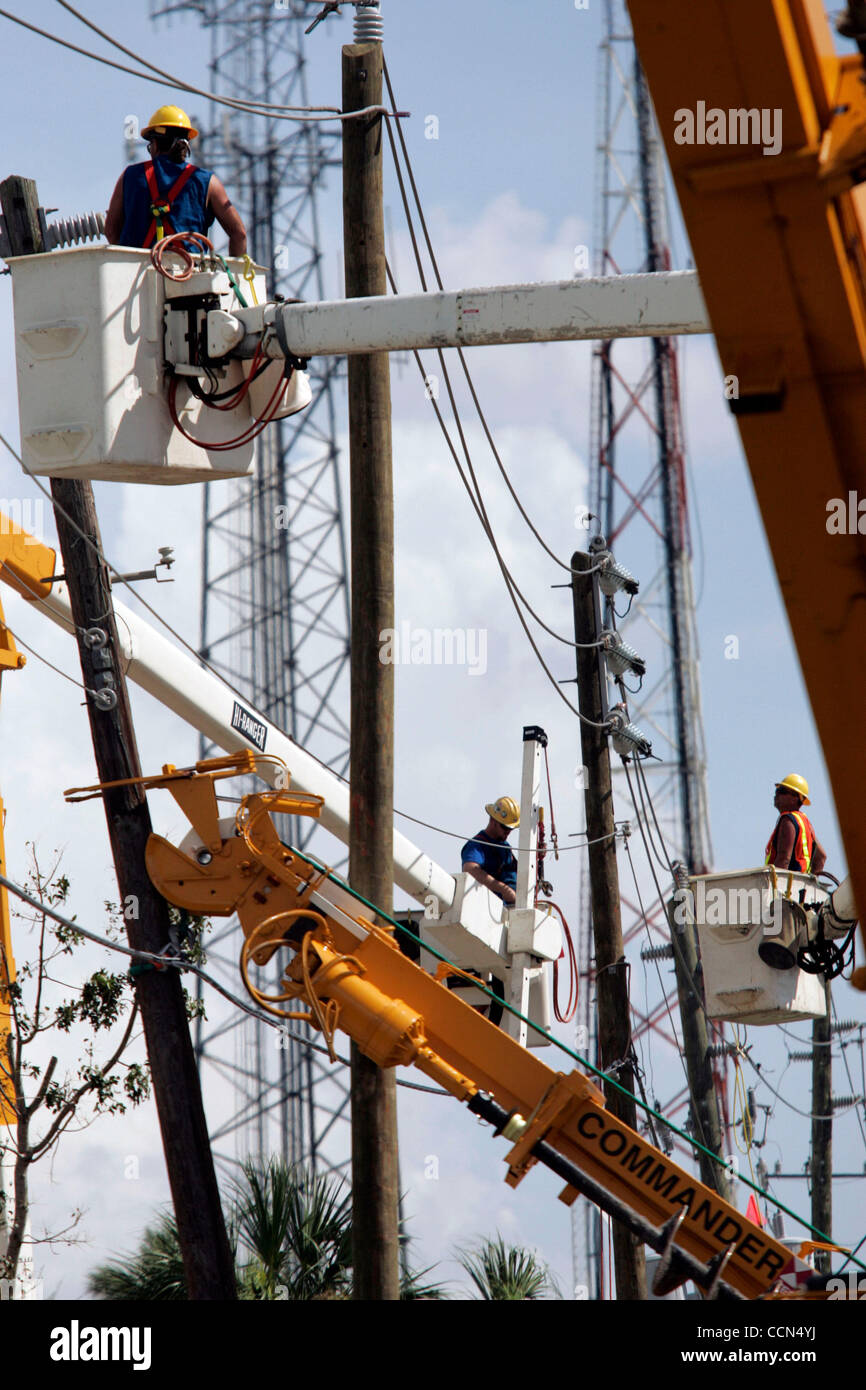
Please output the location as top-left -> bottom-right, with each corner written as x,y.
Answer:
461,796 -> 520,906
105,103 -> 247,255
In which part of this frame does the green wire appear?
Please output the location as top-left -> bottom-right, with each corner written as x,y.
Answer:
214,253 -> 248,309
291,844 -> 866,1270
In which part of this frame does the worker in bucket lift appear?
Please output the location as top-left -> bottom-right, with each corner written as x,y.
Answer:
765,773 -> 827,875
105,104 -> 247,255
461,797 -> 520,906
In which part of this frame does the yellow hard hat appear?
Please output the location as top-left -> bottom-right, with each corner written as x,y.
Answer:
486,796 -> 520,829
142,105 -> 199,140
775,773 -> 810,806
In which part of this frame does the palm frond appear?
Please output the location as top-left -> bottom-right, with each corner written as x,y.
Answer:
456,1235 -> 553,1301
87,1211 -> 187,1301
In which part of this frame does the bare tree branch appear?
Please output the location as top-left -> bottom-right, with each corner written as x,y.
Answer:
29,1002 -> 140,1163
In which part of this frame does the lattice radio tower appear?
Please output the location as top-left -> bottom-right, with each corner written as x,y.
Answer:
572,0 -> 727,1299
150,0 -> 351,1176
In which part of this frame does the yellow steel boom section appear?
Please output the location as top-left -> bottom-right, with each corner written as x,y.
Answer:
627,0 -> 866,969
62,753 -> 814,1302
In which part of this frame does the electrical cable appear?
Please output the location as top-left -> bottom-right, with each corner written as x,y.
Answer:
419,322 -> 596,653
630,1041 -> 663,1153
0,615 -> 86,692
831,995 -> 866,1157
622,832 -> 727,1191
777,1021 -> 837,1046
189,345 -> 268,411
542,743 -> 560,859
382,269 -> 609,729
0,432 -> 623,890
214,794 -> 622,855
537,899 -> 578,1024
380,85 -> 607,661
737,1047 -> 839,1124
836,1229 -> 866,1274
731,1028 -> 759,1190
635,755 -> 678,877
150,231 -> 215,281
167,363 -> 288,451
54,0 -> 343,115
628,756 -> 674,877
0,429 -> 312,735
0,870 -> 448,1099
381,62 -> 575,575
0,6 -> 403,124
619,765 -> 741,1189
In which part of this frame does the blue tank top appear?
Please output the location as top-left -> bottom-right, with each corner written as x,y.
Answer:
460,829 -> 518,889
118,156 -> 215,248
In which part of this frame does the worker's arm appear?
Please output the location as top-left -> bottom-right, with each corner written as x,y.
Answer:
771,818 -> 796,869
462,862 -> 516,906
811,838 -> 828,875
207,176 -> 247,257
104,175 -> 124,245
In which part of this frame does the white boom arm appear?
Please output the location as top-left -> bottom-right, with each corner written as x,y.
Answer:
216,271 -> 709,361
23,580 -> 561,1041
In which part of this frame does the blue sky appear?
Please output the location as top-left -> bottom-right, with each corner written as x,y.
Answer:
0,0 -> 863,1298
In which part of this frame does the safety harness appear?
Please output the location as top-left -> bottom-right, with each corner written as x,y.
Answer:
765,811 -> 814,873
142,160 -> 197,248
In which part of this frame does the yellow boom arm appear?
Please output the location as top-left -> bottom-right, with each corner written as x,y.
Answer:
628,0 -> 866,977
81,755 -> 812,1302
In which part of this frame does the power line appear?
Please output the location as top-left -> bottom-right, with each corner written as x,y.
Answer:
622,831 -> 731,1194
0,432 -> 357,779
380,127 -> 581,630
0,5 -> 403,123
0,6 -> 404,124
380,79 -> 620,707
381,62 -> 575,575
0,444 -> 617,895
55,0 -> 342,113
0,869 -> 447,1098
393,811 -> 622,853
832,994 -> 866,1158
0,603 -> 86,692
377,295 -> 608,727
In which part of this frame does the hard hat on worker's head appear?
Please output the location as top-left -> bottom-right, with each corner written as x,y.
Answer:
775,773 -> 811,806
142,105 -> 199,140
485,796 -> 520,829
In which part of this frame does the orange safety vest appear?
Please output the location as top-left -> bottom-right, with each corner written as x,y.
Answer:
142,160 -> 197,248
765,811 -> 815,873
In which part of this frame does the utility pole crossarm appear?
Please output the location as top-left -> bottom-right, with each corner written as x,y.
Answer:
228,271 -> 709,359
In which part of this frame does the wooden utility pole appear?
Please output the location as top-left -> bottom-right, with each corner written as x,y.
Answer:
811,980 -> 832,1271
342,47 -> 401,1299
0,175 -> 236,1300
571,550 -> 646,1300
